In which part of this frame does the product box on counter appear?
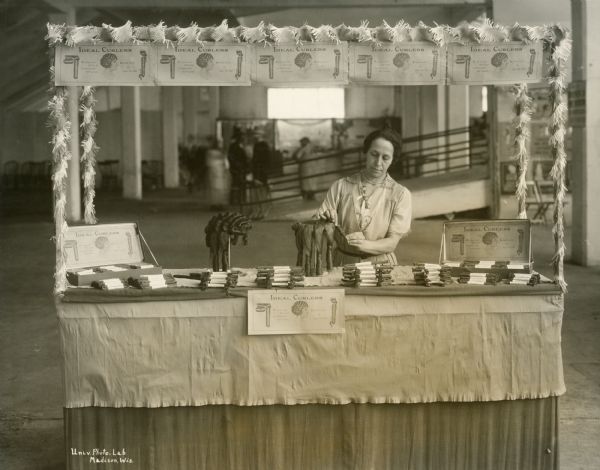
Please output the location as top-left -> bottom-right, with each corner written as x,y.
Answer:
64,223 -> 162,286
439,219 -> 533,277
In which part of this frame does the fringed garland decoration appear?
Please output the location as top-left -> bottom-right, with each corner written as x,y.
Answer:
267,25 -> 299,44
46,23 -> 71,295
512,83 -> 533,219
546,25 -> 571,292
80,86 -> 99,224
46,20 -> 552,48
47,84 -> 72,295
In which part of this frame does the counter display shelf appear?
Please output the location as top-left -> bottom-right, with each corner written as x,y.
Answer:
58,278 -> 564,470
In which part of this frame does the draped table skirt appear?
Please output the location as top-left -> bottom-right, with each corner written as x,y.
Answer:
58,284 -> 564,469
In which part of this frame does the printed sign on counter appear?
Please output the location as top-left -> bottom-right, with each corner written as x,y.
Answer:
55,44 -> 156,86
441,219 -> 532,264
156,44 -> 250,85
248,289 -> 345,335
447,41 -> 543,85
252,43 -> 348,86
349,42 -> 446,85
64,223 -> 145,269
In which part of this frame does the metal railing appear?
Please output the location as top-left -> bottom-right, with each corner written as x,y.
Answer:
240,125 -> 489,208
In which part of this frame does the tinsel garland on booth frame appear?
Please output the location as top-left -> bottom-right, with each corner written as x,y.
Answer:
546,25 -> 571,293
79,86 -> 99,225
512,83 -> 533,219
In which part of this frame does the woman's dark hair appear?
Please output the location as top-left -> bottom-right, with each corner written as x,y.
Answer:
362,128 -> 402,159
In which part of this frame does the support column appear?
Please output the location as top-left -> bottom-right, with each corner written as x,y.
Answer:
161,87 -> 179,188
182,87 -> 198,142
121,87 -> 142,199
207,87 -> 220,137
445,85 -> 470,171
419,86 -> 445,175
401,86 -> 421,177
571,0 -> 600,265
469,86 -> 484,119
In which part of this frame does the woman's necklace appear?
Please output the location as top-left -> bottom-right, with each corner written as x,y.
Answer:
359,172 -> 386,209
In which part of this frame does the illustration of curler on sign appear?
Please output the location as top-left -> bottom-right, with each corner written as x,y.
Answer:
258,55 -> 275,79
139,51 -> 147,80
517,229 -> 524,255
64,240 -> 79,262
431,50 -> 439,78
160,55 -> 176,79
63,55 -> 80,79
330,298 -> 337,326
333,49 -> 341,78
527,49 -> 536,76
256,303 -> 272,327
357,54 -> 373,79
235,50 -> 243,79
451,234 -> 465,255
455,54 -> 471,79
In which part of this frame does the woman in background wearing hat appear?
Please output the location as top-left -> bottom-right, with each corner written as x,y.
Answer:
293,136 -> 318,200
315,128 -> 411,265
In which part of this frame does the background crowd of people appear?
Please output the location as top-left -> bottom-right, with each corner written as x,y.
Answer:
179,127 -> 282,214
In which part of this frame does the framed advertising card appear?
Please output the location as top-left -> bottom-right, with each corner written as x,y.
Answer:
441,219 -> 532,265
55,44 -> 156,86
252,43 -> 348,86
156,43 -> 250,85
349,42 -> 446,85
447,41 -> 543,85
248,289 -> 345,335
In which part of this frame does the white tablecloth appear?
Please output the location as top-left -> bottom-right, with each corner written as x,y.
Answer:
57,290 -> 565,408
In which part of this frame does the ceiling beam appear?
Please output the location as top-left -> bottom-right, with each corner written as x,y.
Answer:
40,0 -> 485,10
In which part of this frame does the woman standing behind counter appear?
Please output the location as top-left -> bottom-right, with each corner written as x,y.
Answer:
315,129 -> 412,265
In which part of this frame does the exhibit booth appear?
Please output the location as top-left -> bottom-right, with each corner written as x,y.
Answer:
46,19 -> 570,469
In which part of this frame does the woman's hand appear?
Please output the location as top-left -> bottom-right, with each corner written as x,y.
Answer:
315,208 -> 337,224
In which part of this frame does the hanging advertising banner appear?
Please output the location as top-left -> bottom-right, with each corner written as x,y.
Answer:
248,289 -> 345,335
252,42 -> 348,86
447,41 -> 543,85
349,42 -> 446,85
155,43 -> 250,86
55,44 -> 157,86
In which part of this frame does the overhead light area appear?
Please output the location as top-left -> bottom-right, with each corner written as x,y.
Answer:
267,88 -> 345,119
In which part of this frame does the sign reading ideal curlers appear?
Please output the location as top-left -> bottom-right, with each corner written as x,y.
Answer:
349,42 -> 446,85
155,44 -> 250,85
55,44 -> 156,86
252,42 -> 348,86
447,41 -> 544,85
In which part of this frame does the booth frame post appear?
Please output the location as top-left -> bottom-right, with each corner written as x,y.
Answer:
66,85 -> 81,222
183,87 -> 198,142
161,87 -> 179,189
488,85 -> 500,218
121,86 -> 143,200
571,0 -> 600,266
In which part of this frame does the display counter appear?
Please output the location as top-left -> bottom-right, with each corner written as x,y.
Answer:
58,280 -> 564,469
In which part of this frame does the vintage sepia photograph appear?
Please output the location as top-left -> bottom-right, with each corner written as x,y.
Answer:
0,1 -> 598,469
